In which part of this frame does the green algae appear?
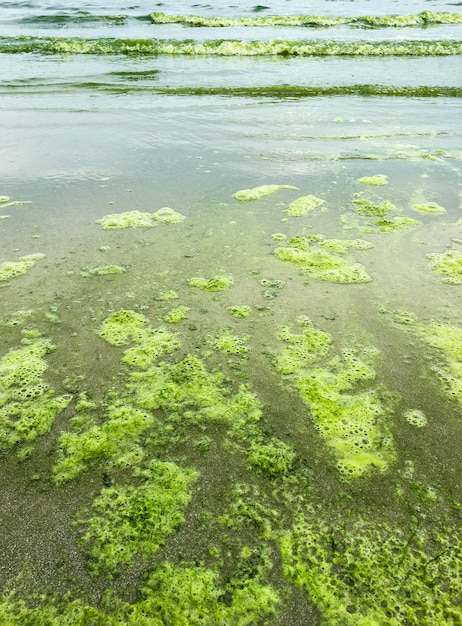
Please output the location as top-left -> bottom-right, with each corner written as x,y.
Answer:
96,208 -> 185,230
150,10 -> 462,28
274,318 -> 396,478
283,195 -> 324,217
387,313 -> 462,406
358,174 -> 388,186
96,210 -> 157,229
0,254 -> 45,282
274,235 -> 372,284
213,328 -> 249,356
79,459 -> 198,572
189,273 -> 234,292
352,195 -> 398,217
163,305 -> 190,323
98,310 -> 181,369
232,184 -> 298,202
279,514 -> 462,625
404,409 -> 427,427
227,305 -> 252,318
2,36 -> 462,57
374,216 -> 421,232
156,290 -> 179,301
412,202 -> 446,215
271,233 -> 287,242
427,249 -> 462,284
0,334 -> 71,453
152,207 -> 186,224
248,438 -> 296,477
82,264 -> 128,277
119,560 -> 280,625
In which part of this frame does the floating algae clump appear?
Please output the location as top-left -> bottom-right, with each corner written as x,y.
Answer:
375,216 -> 421,232
274,235 -> 372,284
358,174 -> 388,186
227,305 -> 252,318
412,202 -> 446,215
0,333 -> 71,453
352,196 -> 398,217
156,290 -> 179,301
83,264 -> 128,276
232,184 -> 298,202
279,514 -> 462,625
213,328 -> 249,355
189,273 -> 234,291
164,305 -> 190,323
427,249 -> 462,284
96,208 -> 185,229
274,319 -> 396,478
0,254 -> 45,282
405,409 -> 427,427
98,310 -> 180,369
283,195 -> 325,217
248,438 -> 296,477
152,207 -> 186,224
96,210 -> 157,229
417,323 -> 462,403
79,459 -> 198,572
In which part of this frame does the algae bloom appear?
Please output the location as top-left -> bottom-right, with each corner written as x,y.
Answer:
96,207 -> 185,229
0,253 -> 45,282
358,174 -> 388,186
427,249 -> 462,284
283,195 -> 325,217
189,273 -> 234,291
232,184 -> 298,202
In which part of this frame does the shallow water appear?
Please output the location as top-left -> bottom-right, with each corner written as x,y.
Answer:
1,1 -> 462,624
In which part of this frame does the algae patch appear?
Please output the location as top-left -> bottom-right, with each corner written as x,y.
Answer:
427,249 -> 462,284
189,273 -> 234,291
81,264 -> 128,277
358,174 -> 388,186
283,195 -> 324,217
273,318 -> 396,478
80,459 -> 198,572
164,305 -> 190,323
274,234 -> 372,284
96,208 -> 185,229
0,332 -> 71,454
280,514 -> 462,625
0,254 -> 45,283
412,202 -> 446,215
227,305 -> 252,318
232,184 -> 298,201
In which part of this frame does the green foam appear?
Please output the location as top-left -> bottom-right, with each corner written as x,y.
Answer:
189,273 -> 234,291
150,10 -> 462,28
80,459 -> 198,572
227,305 -> 252,318
214,328 -> 249,356
0,334 -> 71,452
164,306 -> 190,323
96,208 -> 185,229
412,202 -> 446,215
404,409 -> 427,427
283,195 -> 324,217
98,310 -> 181,368
352,196 -> 398,217
274,235 -> 372,284
83,264 -> 128,276
427,250 -> 462,284
279,515 -> 462,625
156,290 -> 179,301
274,319 -> 396,477
248,438 -> 296,477
374,216 -> 421,232
232,184 -> 298,202
358,174 -> 388,186
0,254 -> 45,282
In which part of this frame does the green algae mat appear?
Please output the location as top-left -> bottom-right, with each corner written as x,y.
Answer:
0,1 -> 461,624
